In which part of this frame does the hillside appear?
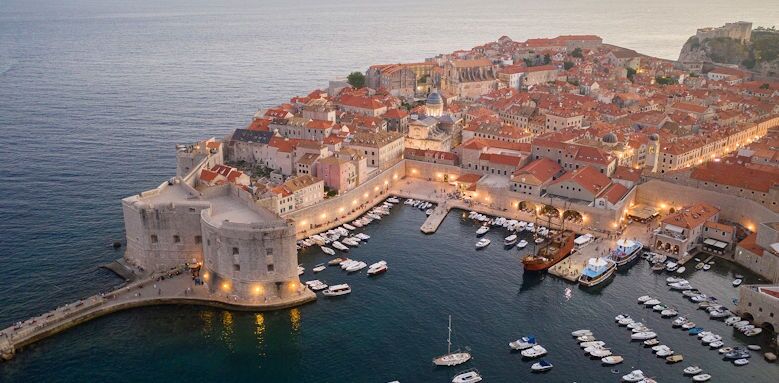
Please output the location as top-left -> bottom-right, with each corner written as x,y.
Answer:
679,26 -> 779,77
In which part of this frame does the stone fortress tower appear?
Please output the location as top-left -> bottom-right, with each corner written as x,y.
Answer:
696,21 -> 753,43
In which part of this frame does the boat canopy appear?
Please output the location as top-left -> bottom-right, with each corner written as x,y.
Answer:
616,239 -> 635,248
582,258 -> 610,277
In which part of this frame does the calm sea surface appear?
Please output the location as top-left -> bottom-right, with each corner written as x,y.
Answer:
1,1 -> 779,381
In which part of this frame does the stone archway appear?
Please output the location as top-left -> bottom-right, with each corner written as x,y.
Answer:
741,312 -> 754,322
541,204 -> 560,218
518,201 -> 536,212
760,322 -> 775,335
562,210 -> 582,223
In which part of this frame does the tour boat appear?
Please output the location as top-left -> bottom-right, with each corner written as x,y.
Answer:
451,369 -> 482,383
684,366 -> 702,375
522,231 -> 575,271
692,373 -> 712,382
504,234 -> 518,246
432,316 -> 471,367
322,283 -> 351,296
516,240 -> 528,249
602,355 -> 623,365
313,264 -> 326,273
520,344 -> 547,358
621,369 -> 645,382
332,241 -> 349,252
530,359 -> 553,372
509,336 -> 537,350
345,261 -> 367,273
476,225 -> 490,236
571,329 -> 592,337
475,238 -> 491,249
367,261 -> 388,276
732,278 -> 743,287
631,331 -> 656,340
578,257 -> 616,287
609,239 -> 643,267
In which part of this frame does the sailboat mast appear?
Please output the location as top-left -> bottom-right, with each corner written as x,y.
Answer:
447,315 -> 452,354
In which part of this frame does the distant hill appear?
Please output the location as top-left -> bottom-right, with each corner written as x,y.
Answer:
679,26 -> 779,78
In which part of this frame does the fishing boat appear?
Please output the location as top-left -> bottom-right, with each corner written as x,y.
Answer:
475,238 -> 491,249
609,239 -> 643,267
432,316 -> 471,367
530,359 -> 553,372
509,336 -> 537,350
322,283 -> 351,296
516,240 -> 528,249
578,257 -> 616,287
312,264 -> 326,273
451,369 -> 482,383
367,261 -> 388,276
522,230 -> 575,271
520,345 -> 547,358
504,234 -> 518,246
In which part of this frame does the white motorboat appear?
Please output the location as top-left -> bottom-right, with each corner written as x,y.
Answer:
589,348 -> 612,357
651,344 -> 669,352
342,223 -> 356,231
631,331 -> 656,340
703,264 -> 711,270
571,329 -> 592,337
577,335 -> 596,342
367,261 -> 388,276
432,316 -> 471,367
504,234 -> 518,246
387,197 -> 400,204
618,317 -> 635,326
744,328 -> 762,336
451,369 -> 482,383
509,336 -> 537,350
615,314 -> 632,322
305,280 -> 328,291
643,339 -> 659,346
345,261 -> 367,272
602,355 -> 623,365
627,322 -> 645,329
644,299 -> 661,306
661,309 -> 678,317
725,316 -> 742,325
297,266 -> 305,275
530,360 -> 553,372
732,278 -> 743,287
321,246 -> 335,256
621,369 -> 645,382
476,225 -> 490,235
666,262 -> 679,272
719,346 -> 733,354
516,240 -> 528,249
520,345 -> 547,358
692,373 -> 712,381
313,264 -> 326,273
356,233 -> 370,240
322,283 -> 351,296
676,266 -> 686,273
684,366 -> 702,375
342,238 -> 360,247
733,358 -> 749,366
332,241 -> 349,252
656,348 -> 674,357
709,341 -> 724,349
339,259 -> 356,269
637,295 -> 653,303
579,341 -> 604,348
475,238 -> 491,249
672,317 -> 687,326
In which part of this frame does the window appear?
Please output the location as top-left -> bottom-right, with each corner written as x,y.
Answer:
232,247 -> 239,255
195,235 -> 202,244
151,234 -> 158,243
266,248 -> 273,255
173,235 -> 181,243
267,264 -> 274,272
233,264 -> 240,271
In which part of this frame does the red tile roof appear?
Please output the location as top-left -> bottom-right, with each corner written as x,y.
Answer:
691,162 -> 779,193
551,166 -> 612,195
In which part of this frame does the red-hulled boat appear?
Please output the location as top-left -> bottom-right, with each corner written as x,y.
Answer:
522,230 -> 575,271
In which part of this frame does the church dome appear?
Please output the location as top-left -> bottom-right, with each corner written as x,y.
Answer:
602,132 -> 618,144
426,91 -> 443,105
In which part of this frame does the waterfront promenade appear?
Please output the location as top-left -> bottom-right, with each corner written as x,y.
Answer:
0,265 -> 315,361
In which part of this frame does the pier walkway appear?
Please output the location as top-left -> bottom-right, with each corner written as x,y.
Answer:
548,222 -> 655,282
0,265 -> 315,361
420,202 -> 451,233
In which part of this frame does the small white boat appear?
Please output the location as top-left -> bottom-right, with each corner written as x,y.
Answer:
367,261 -> 388,275
531,360 -> 553,372
520,345 -> 547,358
475,238 -> 491,249
661,309 -> 678,317
577,335 -> 596,342
644,299 -> 661,306
321,246 -> 335,256
725,316 -> 742,325
297,266 -> 305,275
744,328 -> 762,336
476,225 -> 490,235
451,369 -> 482,383
684,366 -> 702,375
534,237 -> 544,244
426,209 -> 433,216
342,238 -> 360,247
516,240 -> 528,249
666,262 -> 679,272
732,279 -> 743,287
703,264 -> 711,270
676,266 -> 686,274
509,336 -> 537,350
345,261 -> 367,272
692,373 -> 711,381
589,348 -> 612,357
572,329 -> 592,337
621,369 -> 645,382
656,348 -> 674,357
602,355 -> 623,365
747,344 -> 761,351
355,233 -> 370,241
709,341 -> 724,349
313,264 -> 326,273
332,241 -> 349,252
580,341 -> 604,348
322,283 -> 351,296
305,279 -> 328,291
733,358 -> 749,366
637,295 -> 652,303
342,223 -> 356,231
631,331 -> 656,340
504,234 -> 518,246
618,317 -> 635,326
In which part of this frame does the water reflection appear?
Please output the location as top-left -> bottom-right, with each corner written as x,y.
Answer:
518,271 -> 544,293
289,308 -> 301,334
255,313 -> 266,358
199,310 -> 214,339
220,311 -> 235,351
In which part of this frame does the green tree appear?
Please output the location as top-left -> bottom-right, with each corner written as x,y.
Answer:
626,67 -> 637,81
563,61 -> 574,70
543,54 -> 551,65
347,71 -> 365,88
571,48 -> 583,58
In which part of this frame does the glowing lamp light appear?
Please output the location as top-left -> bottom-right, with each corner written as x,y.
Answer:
222,282 -> 230,291
320,213 -> 327,219
254,286 -> 263,295
374,186 -> 379,191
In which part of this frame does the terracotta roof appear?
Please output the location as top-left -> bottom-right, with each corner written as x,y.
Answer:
525,65 -> 558,73
337,94 -> 385,110
456,173 -> 483,184
737,232 -> 764,256
306,119 -> 334,130
661,203 -> 720,229
691,162 -> 779,193
600,182 -> 629,204
479,152 -> 524,167
672,102 -> 707,114
612,166 -> 641,182
550,166 -> 612,195
451,58 -> 492,68
200,169 -> 219,182
512,158 -> 561,183
382,108 -> 409,119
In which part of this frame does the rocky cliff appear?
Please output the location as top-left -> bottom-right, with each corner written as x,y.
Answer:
679,27 -> 779,77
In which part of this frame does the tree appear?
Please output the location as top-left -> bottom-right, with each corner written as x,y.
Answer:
626,67 -> 637,81
563,61 -> 574,70
543,54 -> 551,65
347,71 -> 365,88
760,83 -> 771,89
571,48 -> 583,58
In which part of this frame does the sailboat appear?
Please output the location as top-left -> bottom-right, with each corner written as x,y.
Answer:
432,315 -> 471,366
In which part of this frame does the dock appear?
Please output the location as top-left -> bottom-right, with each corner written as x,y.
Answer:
0,264 -> 315,362
421,202 -> 451,234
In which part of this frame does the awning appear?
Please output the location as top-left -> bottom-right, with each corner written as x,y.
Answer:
665,224 -> 684,234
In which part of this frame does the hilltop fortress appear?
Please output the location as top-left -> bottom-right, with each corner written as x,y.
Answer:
696,21 -> 752,43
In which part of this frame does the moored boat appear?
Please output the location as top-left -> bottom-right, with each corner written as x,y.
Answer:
367,261 -> 388,275
432,316 -> 471,367
530,359 -> 553,372
451,369 -> 482,383
509,336 -> 537,350
475,238 -> 491,249
610,239 -> 643,267
522,230 -> 575,271
322,283 -> 351,296
578,257 -> 616,287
